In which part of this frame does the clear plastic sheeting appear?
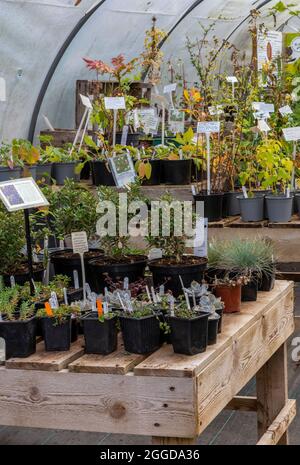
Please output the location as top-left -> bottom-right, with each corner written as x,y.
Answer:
0,0 -> 299,141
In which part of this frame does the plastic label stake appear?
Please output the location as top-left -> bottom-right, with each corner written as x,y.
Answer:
197,122 -> 220,196
10,276 -> 15,288
73,270 -> 80,290
242,186 -> 248,199
63,288 -> 68,305
97,299 -> 103,317
45,302 -> 53,317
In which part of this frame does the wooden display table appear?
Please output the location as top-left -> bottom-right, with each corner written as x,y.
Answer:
0,281 -> 295,445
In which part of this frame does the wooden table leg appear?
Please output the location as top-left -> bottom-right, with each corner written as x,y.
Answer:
256,343 -> 289,445
152,437 -> 197,445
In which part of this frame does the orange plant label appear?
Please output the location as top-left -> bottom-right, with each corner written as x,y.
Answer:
45,302 -> 53,317
97,299 -> 103,317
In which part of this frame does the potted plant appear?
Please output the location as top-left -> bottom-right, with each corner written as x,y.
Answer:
134,146 -> 161,186
42,180 -> 103,286
214,276 -> 245,314
0,289 -> 36,359
82,307 -> 118,355
0,142 -> 22,182
238,155 -> 265,222
41,140 -> 80,185
11,138 -> 40,180
156,138 -> 192,186
147,193 -> 208,296
119,302 -> 161,354
0,204 -> 44,286
256,139 -> 294,222
83,135 -> 115,186
169,304 -> 209,355
88,184 -> 148,293
37,304 -> 80,352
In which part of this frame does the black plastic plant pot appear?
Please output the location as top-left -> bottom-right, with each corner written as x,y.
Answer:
149,257 -> 208,298
161,159 -> 192,185
119,314 -> 161,354
223,192 -> 241,217
156,311 -> 171,345
71,317 -> 79,343
258,270 -> 276,292
52,162 -> 80,186
0,166 -> 22,182
3,263 -> 45,287
193,192 -> 224,222
169,312 -> 209,356
35,163 -> 52,185
142,160 -> 161,186
88,256 -> 148,293
23,165 -> 37,180
215,308 -> 223,334
50,249 -> 103,288
115,132 -> 141,147
41,316 -> 71,352
238,195 -> 265,222
80,160 -> 90,180
265,196 -> 293,223
207,315 -> 220,345
0,317 -> 37,360
91,160 -> 115,186
82,312 -> 118,355
241,279 -> 258,302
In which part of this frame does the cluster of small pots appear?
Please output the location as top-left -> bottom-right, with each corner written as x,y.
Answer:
0,162 -> 79,186
193,190 -> 300,223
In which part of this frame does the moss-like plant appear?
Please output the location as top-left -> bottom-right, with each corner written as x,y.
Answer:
0,204 -> 26,275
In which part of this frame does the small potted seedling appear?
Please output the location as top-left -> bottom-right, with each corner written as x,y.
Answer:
82,299 -> 118,355
37,297 -> 80,352
0,142 -> 22,182
0,288 -> 37,359
214,275 -> 248,314
168,294 -> 210,355
118,296 -> 161,354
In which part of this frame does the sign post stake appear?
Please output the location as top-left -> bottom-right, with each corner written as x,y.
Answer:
206,132 -> 211,196
113,109 -> 118,147
292,141 -> 297,191
161,104 -> 166,146
24,209 -> 34,296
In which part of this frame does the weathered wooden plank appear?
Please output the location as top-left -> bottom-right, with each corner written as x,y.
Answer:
225,396 -> 258,412
69,337 -> 146,375
195,286 -> 294,435
134,281 -> 293,378
257,399 -> 296,445
5,338 -> 85,372
295,315 -> 300,332
0,368 -> 195,438
208,216 -> 240,228
257,344 -> 289,445
152,437 -> 197,445
228,218 -> 267,228
268,215 -> 300,229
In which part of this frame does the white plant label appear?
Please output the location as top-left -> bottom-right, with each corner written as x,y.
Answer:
279,105 -> 293,116
283,127 -> 300,141
73,270 -> 80,289
104,97 -> 126,110
163,83 -> 177,94
226,76 -> 238,83
257,119 -> 271,133
121,125 -> 129,146
194,218 -> 208,258
197,121 -> 220,134
80,94 -> 93,110
252,102 -> 274,113
148,248 -> 163,260
242,186 -> 248,199
191,185 -> 197,196
42,115 -> 55,131
208,105 -> 223,116
0,77 -> 6,102
253,111 -> 270,120
72,231 -> 89,255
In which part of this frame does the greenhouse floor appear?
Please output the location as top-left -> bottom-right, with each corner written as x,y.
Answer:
0,285 -> 299,446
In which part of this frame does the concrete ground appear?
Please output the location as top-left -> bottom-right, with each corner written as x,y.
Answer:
1,285 -> 300,446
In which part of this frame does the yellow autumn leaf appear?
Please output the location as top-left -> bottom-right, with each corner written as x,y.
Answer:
138,162 -> 146,178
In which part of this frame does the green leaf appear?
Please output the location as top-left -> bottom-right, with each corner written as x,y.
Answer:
84,135 -> 97,149
273,1 -> 287,12
75,162 -> 84,174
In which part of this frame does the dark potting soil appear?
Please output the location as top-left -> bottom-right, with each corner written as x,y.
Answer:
4,262 -> 44,276
151,256 -> 207,267
52,250 -> 103,260
91,255 -> 148,266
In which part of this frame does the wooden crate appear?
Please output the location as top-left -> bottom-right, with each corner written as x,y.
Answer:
39,129 -> 96,149
0,281 -> 295,444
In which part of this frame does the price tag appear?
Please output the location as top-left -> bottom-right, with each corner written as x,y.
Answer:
72,231 -> 89,255
283,126 -> 300,141
163,83 -> 177,94
279,105 -> 293,116
104,97 -> 126,110
197,121 -> 220,134
80,94 -> 93,110
257,119 -> 271,133
0,77 -> 6,102
226,76 -> 238,83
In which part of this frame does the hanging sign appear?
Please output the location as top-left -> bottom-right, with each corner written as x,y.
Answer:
104,97 -> 126,110
0,177 -> 49,212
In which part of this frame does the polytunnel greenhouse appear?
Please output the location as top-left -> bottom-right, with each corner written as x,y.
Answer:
1,0 -> 300,449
